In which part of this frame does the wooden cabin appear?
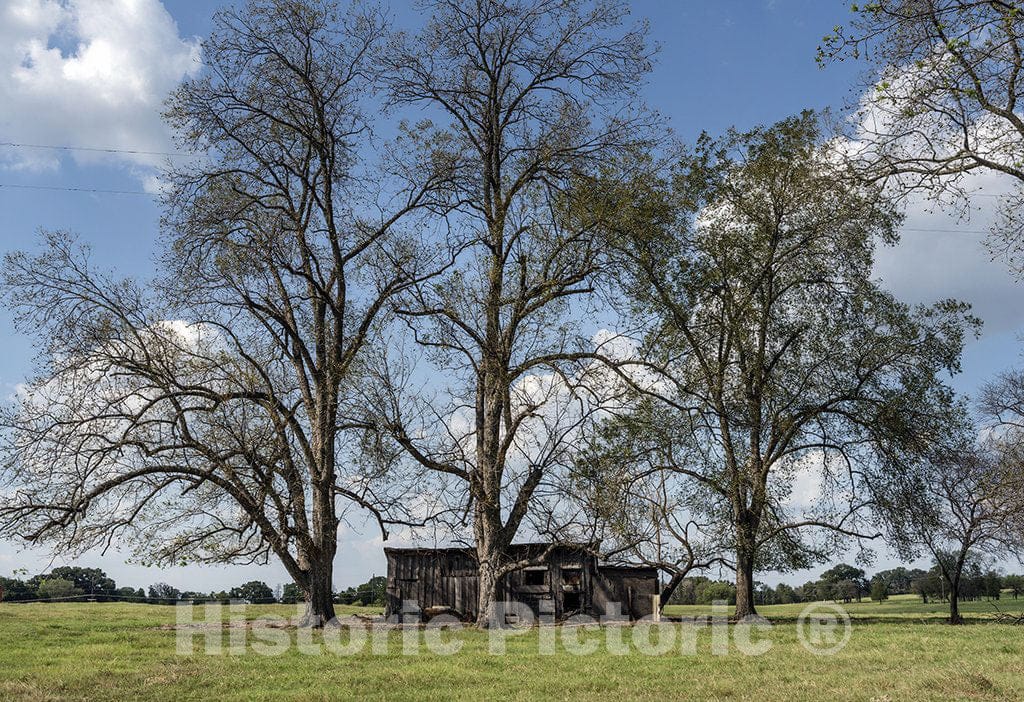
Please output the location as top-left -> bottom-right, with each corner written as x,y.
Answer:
384,543 -> 659,621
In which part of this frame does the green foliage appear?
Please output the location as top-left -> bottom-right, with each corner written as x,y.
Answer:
37,578 -> 81,600
114,587 -> 143,601
695,580 -> 737,606
147,583 -> 181,604
48,567 -> 116,599
1004,574 -> 1024,599
228,581 -> 274,604
667,577 -> 737,606
2,567 -> 120,602
874,567 -> 930,595
870,576 -> 889,603
983,571 -> 1003,601
773,583 -> 799,604
821,564 -> 868,601
911,572 -> 943,603
582,110 -> 974,616
0,575 -> 37,602
336,575 -> 386,606
280,583 -> 302,604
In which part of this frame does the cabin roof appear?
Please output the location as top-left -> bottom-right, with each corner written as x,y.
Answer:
383,543 -> 657,574
384,542 -> 595,556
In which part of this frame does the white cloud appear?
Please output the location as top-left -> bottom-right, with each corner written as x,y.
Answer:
872,163 -> 1024,337
782,454 -> 822,512
0,0 -> 201,188
837,58 -> 1024,338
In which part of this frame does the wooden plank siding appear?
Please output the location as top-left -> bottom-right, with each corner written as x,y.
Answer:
384,544 -> 659,621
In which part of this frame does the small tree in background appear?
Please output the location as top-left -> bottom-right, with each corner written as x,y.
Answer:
774,583 -> 798,605
229,581 -> 274,604
280,583 -> 302,605
355,576 -> 386,607
696,580 -> 737,605
48,567 -> 116,601
37,578 -> 80,601
0,575 -> 36,602
821,564 -> 868,603
889,441 -> 1024,623
983,571 -> 1003,601
1004,574 -> 1024,600
114,586 -> 141,601
874,566 -> 930,595
147,583 -> 181,605
911,571 -> 944,604
836,580 -> 860,604
870,576 -> 889,604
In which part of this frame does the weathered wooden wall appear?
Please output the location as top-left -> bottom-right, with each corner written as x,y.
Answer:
593,566 -> 660,619
385,548 -> 482,618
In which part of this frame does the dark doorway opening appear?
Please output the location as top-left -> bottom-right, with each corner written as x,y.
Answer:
563,591 -> 581,612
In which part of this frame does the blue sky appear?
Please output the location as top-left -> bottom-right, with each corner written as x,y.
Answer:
0,0 -> 1021,593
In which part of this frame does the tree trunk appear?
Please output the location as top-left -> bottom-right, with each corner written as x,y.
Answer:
948,593 -> 962,624
944,551 -> 966,625
476,559 -> 502,628
733,512 -> 760,620
660,572 -> 685,610
297,476 -> 338,628
948,575 -> 963,625
299,560 -> 336,627
734,548 -> 758,620
472,346 -> 510,628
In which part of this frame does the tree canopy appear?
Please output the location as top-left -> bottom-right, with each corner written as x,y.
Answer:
580,111 -> 975,618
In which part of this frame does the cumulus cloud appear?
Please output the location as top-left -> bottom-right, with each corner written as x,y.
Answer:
873,171 -> 1024,336
0,0 -> 202,189
835,57 -> 1024,338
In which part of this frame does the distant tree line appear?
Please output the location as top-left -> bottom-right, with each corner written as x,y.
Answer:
667,561 -> 1024,607
0,566 -> 385,607
0,567 -> 130,603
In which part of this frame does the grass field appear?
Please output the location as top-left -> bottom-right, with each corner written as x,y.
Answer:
1,595 -> 1023,701
663,593 -> 1024,622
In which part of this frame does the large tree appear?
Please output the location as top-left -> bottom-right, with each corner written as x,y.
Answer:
0,0 -> 445,626
362,0 -> 654,626
820,0 -> 1024,275
584,112 -> 975,619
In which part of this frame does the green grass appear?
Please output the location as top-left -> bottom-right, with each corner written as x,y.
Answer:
1,595 -> 1023,701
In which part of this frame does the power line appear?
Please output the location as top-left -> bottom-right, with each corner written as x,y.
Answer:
0,141 -> 196,158
901,227 -> 992,235
0,183 -> 152,196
